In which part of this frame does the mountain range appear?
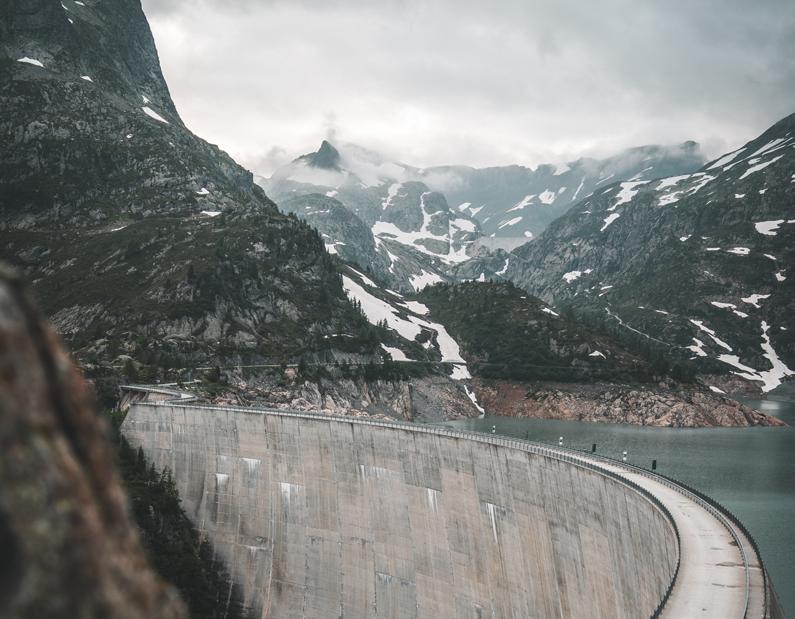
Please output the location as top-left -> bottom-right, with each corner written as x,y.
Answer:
2,0 -> 791,410
260,137 -> 705,292
507,114 -> 795,392
2,3 -> 790,617
261,116 -> 793,394
1,0 -> 498,418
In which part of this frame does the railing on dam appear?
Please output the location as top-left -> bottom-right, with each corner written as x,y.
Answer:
494,435 -> 780,619
120,384 -> 200,403
557,445 -> 755,617
123,390 -> 777,619
550,444 -> 780,619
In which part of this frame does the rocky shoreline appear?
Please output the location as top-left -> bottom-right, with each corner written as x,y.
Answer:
204,368 -> 482,423
184,368 -> 787,428
473,379 -> 786,428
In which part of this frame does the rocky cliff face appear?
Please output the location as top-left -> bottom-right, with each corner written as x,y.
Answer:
0,0 -> 382,368
212,368 -> 481,423
508,113 -> 795,393
0,265 -> 186,618
278,193 -> 394,281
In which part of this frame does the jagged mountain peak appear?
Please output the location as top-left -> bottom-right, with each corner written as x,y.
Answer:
273,139 -> 410,189
297,139 -> 342,170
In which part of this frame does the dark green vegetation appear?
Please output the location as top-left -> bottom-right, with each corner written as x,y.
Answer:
291,358 -> 444,383
1,0 -> 383,371
417,281 -> 667,382
3,213 -> 378,366
109,410 -> 244,619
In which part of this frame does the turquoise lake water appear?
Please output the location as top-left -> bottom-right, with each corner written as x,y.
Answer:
437,383 -> 795,613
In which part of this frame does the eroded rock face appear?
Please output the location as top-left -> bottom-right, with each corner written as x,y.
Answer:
474,378 -> 786,428
0,266 -> 185,619
209,370 -> 482,423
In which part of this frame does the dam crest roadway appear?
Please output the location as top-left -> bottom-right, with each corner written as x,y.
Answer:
120,385 -> 779,618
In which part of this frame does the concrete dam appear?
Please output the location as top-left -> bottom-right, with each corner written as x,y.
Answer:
122,396 -> 780,618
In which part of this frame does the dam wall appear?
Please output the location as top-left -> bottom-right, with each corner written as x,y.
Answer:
122,403 -> 679,618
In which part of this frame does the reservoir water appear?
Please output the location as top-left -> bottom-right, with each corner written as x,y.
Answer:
437,383 -> 795,614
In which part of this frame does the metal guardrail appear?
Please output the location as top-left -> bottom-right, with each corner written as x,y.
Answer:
128,399 -> 684,618
120,384 -> 200,404
645,472 -> 770,618
554,445 -> 772,619
556,447 -> 753,618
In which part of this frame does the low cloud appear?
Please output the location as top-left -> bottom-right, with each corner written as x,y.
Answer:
142,0 -> 795,176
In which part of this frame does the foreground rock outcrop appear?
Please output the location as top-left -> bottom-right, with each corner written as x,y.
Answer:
0,266 -> 185,619
474,379 -> 786,427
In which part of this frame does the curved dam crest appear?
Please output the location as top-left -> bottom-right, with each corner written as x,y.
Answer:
123,402 -> 678,618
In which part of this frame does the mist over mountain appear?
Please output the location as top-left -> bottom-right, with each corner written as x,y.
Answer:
260,138 -> 705,291
424,141 -> 705,243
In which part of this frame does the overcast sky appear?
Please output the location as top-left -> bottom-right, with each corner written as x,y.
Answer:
141,0 -> 795,176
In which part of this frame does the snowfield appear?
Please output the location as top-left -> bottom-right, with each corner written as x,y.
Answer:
717,322 -> 793,392
409,270 -> 444,291
342,273 -> 467,365
612,181 -> 648,208
754,220 -> 785,236
371,192 -> 473,265
601,213 -> 620,231
341,269 -> 484,405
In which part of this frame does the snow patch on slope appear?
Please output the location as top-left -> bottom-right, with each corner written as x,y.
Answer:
601,213 -> 620,232
739,154 -> 784,180
342,271 -> 479,387
754,220 -> 785,236
381,344 -> 410,361
142,106 -> 169,124
409,270 -> 444,291
717,322 -> 793,392
17,57 -> 45,67
612,181 -> 648,208
538,190 -> 556,205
